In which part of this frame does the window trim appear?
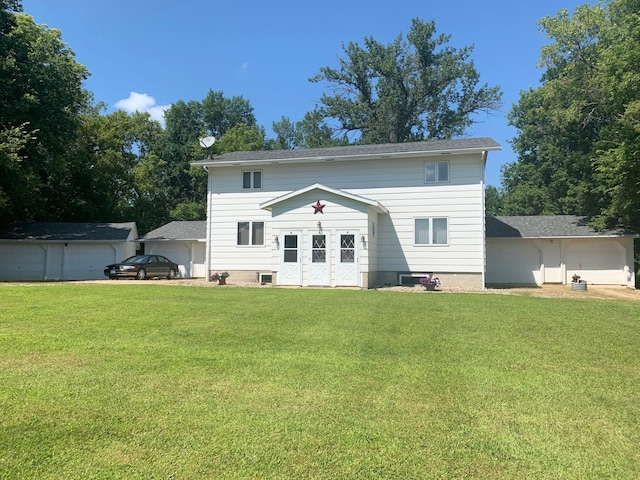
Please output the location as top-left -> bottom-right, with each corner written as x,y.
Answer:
237,221 -> 265,246
424,161 -> 449,183
414,217 -> 449,246
242,170 -> 263,190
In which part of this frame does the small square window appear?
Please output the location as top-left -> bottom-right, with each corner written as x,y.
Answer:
237,221 -> 264,246
415,218 -> 448,245
242,171 -> 262,189
425,161 -> 449,183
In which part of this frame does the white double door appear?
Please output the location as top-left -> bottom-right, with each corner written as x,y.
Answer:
278,230 -> 359,287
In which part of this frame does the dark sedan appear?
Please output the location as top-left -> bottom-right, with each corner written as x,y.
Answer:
104,255 -> 179,280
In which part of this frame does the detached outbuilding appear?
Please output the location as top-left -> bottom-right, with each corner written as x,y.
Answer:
137,221 -> 206,278
0,222 -> 138,281
486,216 -> 637,288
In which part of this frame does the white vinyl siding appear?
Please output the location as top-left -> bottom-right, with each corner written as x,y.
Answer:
207,154 -> 485,274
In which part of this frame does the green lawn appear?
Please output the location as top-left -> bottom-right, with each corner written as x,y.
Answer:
0,284 -> 638,479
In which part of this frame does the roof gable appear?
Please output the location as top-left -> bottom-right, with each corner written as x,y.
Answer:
260,183 -> 389,214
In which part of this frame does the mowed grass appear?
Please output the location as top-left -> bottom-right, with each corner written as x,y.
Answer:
0,285 -> 638,479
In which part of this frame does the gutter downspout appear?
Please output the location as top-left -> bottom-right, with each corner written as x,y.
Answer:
481,150 -> 488,290
204,166 -> 212,283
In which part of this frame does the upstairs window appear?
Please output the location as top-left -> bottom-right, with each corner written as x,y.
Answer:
415,218 -> 448,245
242,170 -> 262,189
237,221 -> 265,246
425,161 -> 449,183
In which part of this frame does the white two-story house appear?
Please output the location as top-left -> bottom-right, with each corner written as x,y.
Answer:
192,137 -> 501,289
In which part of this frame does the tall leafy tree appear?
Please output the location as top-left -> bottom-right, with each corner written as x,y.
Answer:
311,18 -> 502,144
503,0 -> 640,230
202,90 -> 256,138
66,107 -> 165,229
0,5 -> 90,223
270,111 -> 347,150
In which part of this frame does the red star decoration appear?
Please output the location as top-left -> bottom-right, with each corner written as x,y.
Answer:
312,200 -> 325,214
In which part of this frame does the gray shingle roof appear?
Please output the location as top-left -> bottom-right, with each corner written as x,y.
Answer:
486,216 -> 636,238
137,221 -> 206,241
192,137 -> 500,166
0,222 -> 137,242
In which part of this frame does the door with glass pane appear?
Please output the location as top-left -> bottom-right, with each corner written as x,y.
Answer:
308,232 -> 331,286
336,231 -> 359,286
279,231 -> 301,285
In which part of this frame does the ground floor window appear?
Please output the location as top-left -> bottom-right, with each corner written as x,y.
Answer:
237,221 -> 265,246
415,218 -> 448,245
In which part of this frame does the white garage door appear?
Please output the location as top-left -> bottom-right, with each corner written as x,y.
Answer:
0,244 -> 46,281
65,244 -> 117,280
486,239 -> 541,285
64,244 -> 121,280
147,243 -> 192,278
565,240 -> 625,284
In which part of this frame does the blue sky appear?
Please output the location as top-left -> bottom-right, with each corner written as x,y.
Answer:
23,0 -> 593,187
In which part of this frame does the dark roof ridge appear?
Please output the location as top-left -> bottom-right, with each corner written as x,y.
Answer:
192,137 -> 500,166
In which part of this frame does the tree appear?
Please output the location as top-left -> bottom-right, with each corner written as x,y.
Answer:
310,18 -> 502,144
503,0 -> 640,230
66,107 -> 165,228
202,90 -> 256,138
270,111 -> 348,150
0,7 -> 90,223
484,185 -> 504,216
270,116 -> 296,150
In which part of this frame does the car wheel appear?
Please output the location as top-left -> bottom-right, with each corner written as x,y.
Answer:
136,269 -> 147,280
167,268 -> 176,280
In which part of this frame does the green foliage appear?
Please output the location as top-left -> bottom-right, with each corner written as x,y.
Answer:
0,9 -> 90,222
484,185 -> 504,216
202,90 -> 256,138
170,201 -> 206,221
0,124 -> 31,224
504,0 -> 640,230
0,285 -> 639,478
216,124 -> 266,154
270,111 -> 348,150
311,18 -> 502,143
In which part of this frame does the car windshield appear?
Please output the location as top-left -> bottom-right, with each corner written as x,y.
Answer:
123,255 -> 149,264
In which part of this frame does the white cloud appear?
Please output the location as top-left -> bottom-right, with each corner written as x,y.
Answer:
114,92 -> 171,124
241,62 -> 249,71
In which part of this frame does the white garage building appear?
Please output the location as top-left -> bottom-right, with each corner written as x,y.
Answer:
486,216 -> 637,288
137,221 -> 206,278
0,222 -> 138,281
